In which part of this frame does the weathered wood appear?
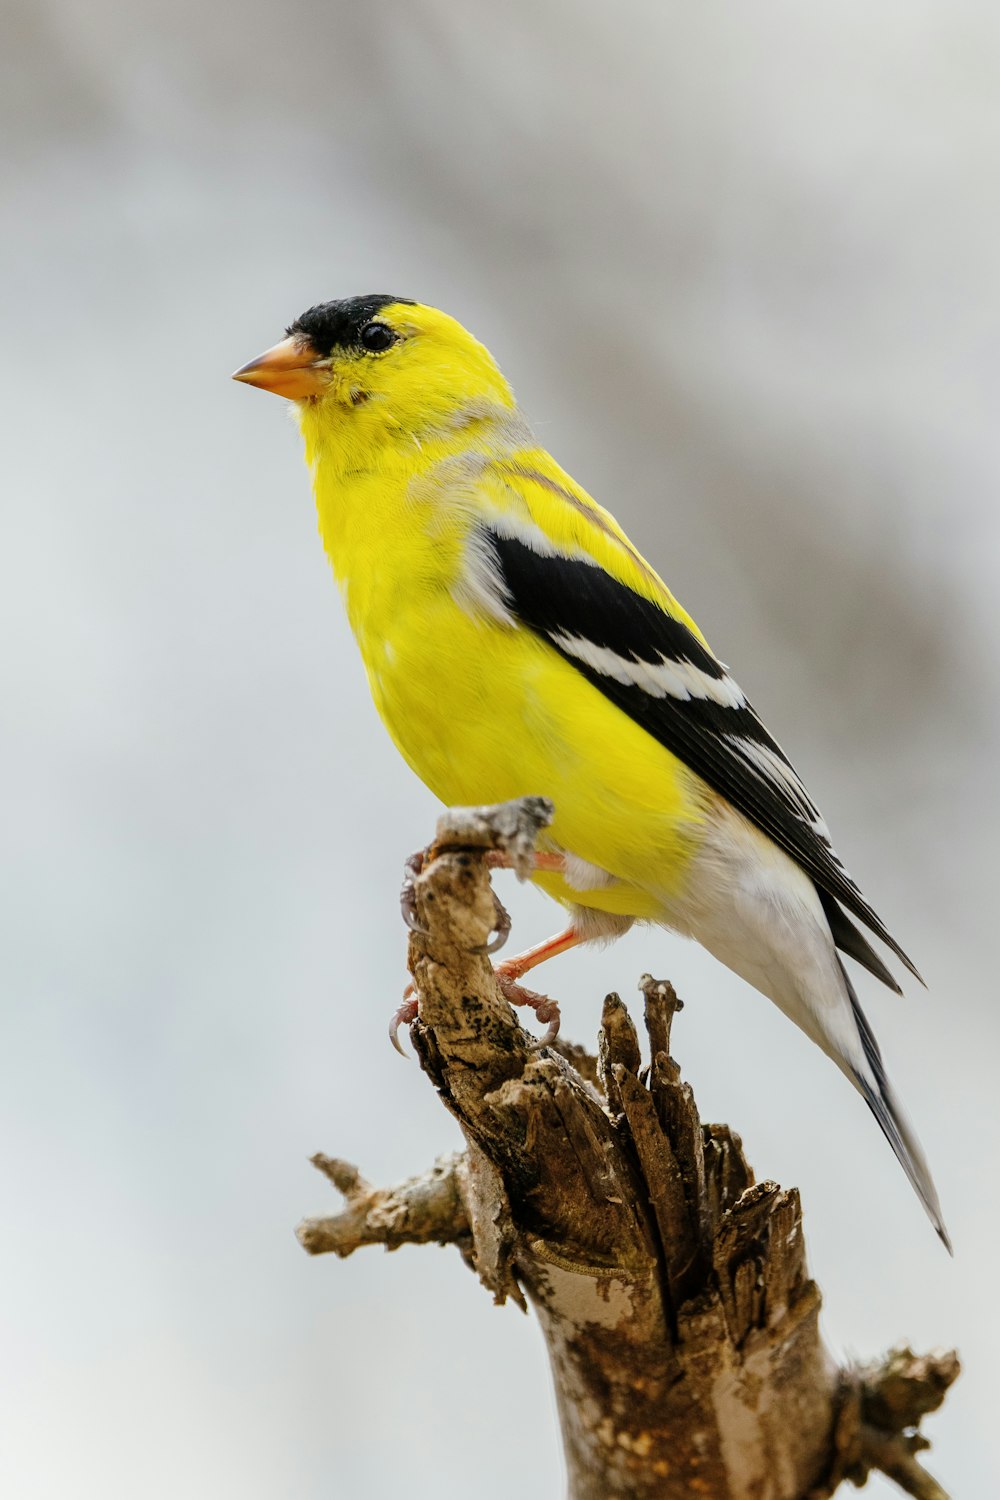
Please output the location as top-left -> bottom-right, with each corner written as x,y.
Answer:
299,799 -> 959,1499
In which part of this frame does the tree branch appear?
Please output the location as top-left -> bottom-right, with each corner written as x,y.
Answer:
300,798 -> 959,1499
296,1152 -> 471,1259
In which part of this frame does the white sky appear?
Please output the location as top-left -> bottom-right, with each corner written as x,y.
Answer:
2,2 -> 998,1494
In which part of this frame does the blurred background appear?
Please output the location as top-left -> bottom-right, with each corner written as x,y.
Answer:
2,1 -> 998,1494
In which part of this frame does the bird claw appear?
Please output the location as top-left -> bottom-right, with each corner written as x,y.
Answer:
469,892 -> 512,956
389,986 -> 419,1055
400,848 -> 429,936
496,973 -> 561,1048
487,892 -> 512,953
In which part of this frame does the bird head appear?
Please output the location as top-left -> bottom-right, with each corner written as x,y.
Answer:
232,296 -> 515,457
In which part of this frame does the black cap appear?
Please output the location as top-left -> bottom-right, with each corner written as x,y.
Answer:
286,294 -> 415,356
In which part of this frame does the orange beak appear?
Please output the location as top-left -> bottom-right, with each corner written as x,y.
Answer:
231,336 -> 331,400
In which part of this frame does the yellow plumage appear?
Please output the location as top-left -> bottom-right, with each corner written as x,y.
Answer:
233,293 -> 948,1246
298,303 -> 707,923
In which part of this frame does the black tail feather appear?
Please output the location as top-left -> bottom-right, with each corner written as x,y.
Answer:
839,960 -> 952,1253
818,888 -> 904,995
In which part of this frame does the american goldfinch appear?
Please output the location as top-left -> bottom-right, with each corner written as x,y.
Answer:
234,295 -> 948,1248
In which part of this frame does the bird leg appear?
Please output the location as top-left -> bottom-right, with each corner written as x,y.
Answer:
485,849 -> 566,875
493,926 -> 583,1047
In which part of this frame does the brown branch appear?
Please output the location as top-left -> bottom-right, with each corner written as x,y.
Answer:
296,1152 -> 471,1258
824,1347 -> 961,1500
300,798 -> 959,1499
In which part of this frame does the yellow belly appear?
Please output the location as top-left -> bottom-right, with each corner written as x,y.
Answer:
360,595 -> 708,922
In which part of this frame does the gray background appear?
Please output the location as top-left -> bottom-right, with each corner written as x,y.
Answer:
2,2 -> 998,1495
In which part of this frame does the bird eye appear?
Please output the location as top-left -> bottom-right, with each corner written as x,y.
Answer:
359,321 -> 396,353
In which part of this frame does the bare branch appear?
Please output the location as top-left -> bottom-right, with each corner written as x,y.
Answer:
296,1152 -> 470,1258
300,798 -> 959,1499
821,1347 -> 962,1500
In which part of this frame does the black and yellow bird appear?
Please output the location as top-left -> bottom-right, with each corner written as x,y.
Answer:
235,294 -> 949,1248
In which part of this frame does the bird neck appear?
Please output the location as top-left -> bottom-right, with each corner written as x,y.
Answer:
301,395 -> 534,639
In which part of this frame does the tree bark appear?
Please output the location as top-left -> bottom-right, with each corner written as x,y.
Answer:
298,798 -> 958,1500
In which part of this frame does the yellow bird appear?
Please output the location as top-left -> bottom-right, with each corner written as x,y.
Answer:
234,295 -> 948,1248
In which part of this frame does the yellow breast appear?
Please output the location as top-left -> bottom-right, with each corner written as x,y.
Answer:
311,473 -> 704,922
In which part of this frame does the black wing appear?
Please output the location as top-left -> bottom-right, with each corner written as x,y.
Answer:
485,528 -> 920,986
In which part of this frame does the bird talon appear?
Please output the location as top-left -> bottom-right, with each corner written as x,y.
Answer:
389,987 -> 420,1055
400,848 -> 430,935
483,892 -> 512,954
534,1016 -> 561,1049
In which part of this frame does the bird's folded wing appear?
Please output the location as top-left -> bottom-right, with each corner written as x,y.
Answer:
476,523 -> 920,985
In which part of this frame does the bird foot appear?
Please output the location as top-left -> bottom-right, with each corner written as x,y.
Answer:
401,849 -> 511,954
389,970 -> 561,1055
393,847 -> 565,1054
496,973 -> 561,1048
